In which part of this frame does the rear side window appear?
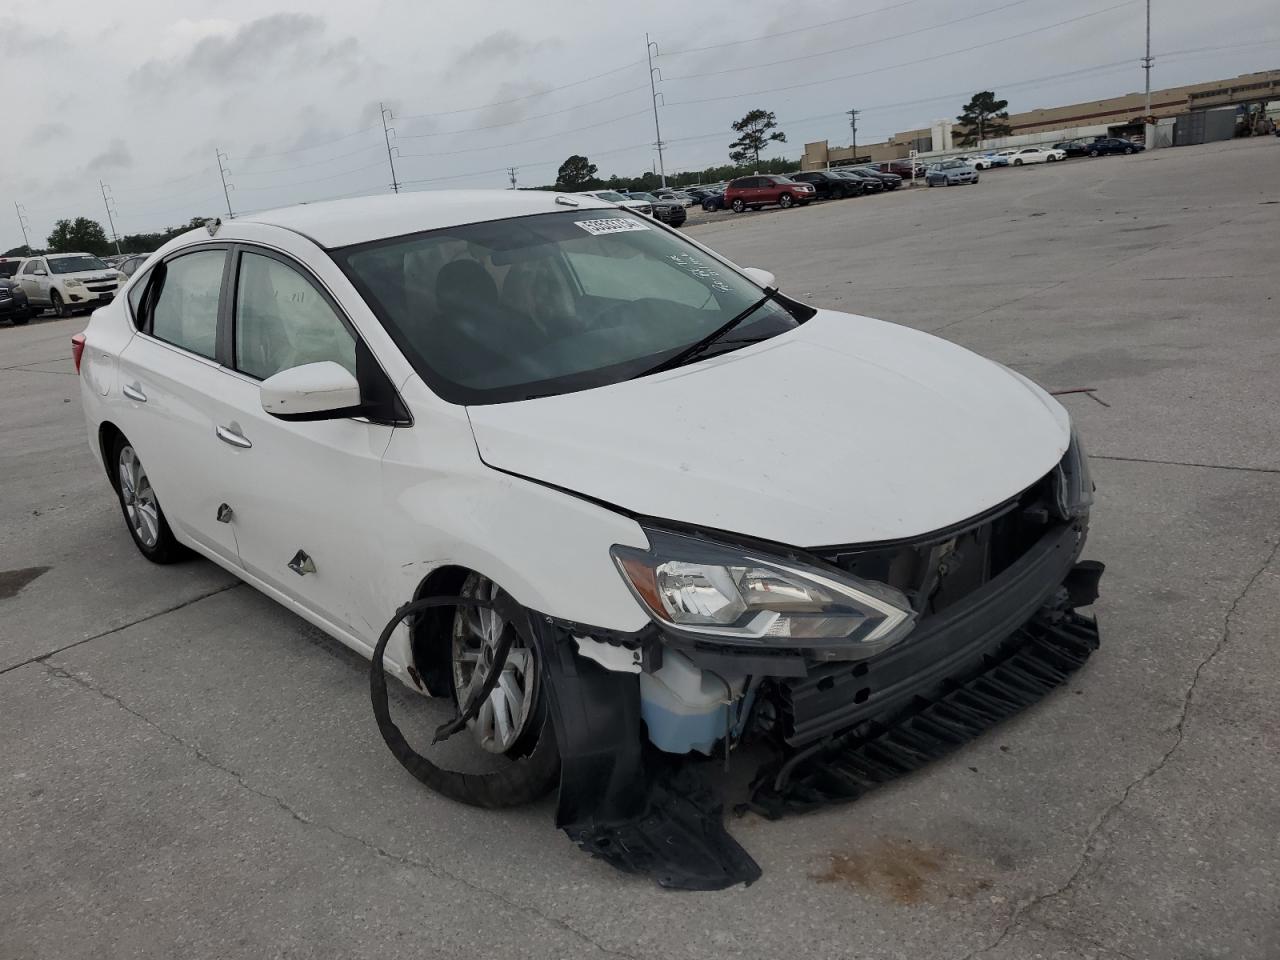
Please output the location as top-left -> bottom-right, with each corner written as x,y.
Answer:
150,250 -> 225,360
233,252 -> 356,380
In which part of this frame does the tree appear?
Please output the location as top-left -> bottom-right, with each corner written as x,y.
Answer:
556,155 -> 598,190
3,245 -> 35,257
729,109 -> 787,166
954,91 -> 1011,147
47,217 -> 112,256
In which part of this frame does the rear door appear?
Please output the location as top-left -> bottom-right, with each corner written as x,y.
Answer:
115,245 -> 240,565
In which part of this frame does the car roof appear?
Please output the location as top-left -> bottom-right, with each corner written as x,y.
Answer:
46,252 -> 95,259
235,189 -> 614,249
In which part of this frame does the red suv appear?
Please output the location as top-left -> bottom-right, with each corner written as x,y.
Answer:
723,175 -> 815,213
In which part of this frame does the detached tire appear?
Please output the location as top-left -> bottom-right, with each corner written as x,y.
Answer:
371,594 -> 560,809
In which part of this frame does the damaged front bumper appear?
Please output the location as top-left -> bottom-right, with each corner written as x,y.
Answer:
528,518 -> 1103,889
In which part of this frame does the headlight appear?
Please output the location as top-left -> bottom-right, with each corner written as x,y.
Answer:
63,278 -> 83,287
1054,425 -> 1094,518
612,529 -> 916,654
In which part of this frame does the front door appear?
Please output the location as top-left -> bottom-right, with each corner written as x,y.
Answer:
205,247 -> 393,647
19,259 -> 49,305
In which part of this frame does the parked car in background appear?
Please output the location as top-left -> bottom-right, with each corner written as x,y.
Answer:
969,153 -> 1009,170
926,159 -> 979,186
577,190 -> 653,216
0,256 -> 25,280
855,167 -> 904,190
0,277 -> 33,325
1087,137 -> 1143,156
655,190 -> 696,208
681,187 -> 718,204
789,170 -> 865,199
874,159 -> 927,179
722,175 -> 815,212
1002,147 -> 1065,165
625,192 -> 687,226
15,252 -> 125,317
832,168 -> 885,193
699,189 -> 727,211
116,253 -> 154,279
1053,138 -> 1095,158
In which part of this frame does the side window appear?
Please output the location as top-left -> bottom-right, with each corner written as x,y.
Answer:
126,269 -> 149,327
234,251 -> 356,381
149,250 -> 225,359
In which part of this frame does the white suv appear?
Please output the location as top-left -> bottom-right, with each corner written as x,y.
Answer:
16,252 -> 124,317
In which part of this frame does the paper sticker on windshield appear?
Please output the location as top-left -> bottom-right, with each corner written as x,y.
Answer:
574,217 -> 651,236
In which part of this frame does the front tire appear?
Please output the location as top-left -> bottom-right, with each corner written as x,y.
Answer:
779,193 -> 794,209
10,313 -> 30,326
732,199 -> 745,213
1124,147 -> 1134,154
1013,158 -> 1023,166
112,436 -> 187,563
50,290 -> 68,318
1090,149 -> 1100,157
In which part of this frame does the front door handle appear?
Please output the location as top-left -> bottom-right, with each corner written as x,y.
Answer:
215,424 -> 252,449
122,383 -> 146,403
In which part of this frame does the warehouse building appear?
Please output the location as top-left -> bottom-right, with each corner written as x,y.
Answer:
802,68 -> 1280,169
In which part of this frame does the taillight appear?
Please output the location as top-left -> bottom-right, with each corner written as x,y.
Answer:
71,333 -> 86,374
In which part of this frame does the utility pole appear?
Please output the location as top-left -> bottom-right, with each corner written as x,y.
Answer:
215,150 -> 235,218
1142,0 -> 1153,116
847,108 -> 860,162
380,102 -> 400,194
14,202 -> 32,252
99,181 -> 122,255
506,167 -> 519,190
646,34 -> 667,188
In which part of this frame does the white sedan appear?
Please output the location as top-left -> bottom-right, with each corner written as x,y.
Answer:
1001,147 -> 1066,165
72,189 -> 1101,888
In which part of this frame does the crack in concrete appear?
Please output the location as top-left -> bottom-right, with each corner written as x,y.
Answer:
1093,454 -> 1280,476
39,660 -> 638,960
956,533 -> 1280,960
0,581 -> 243,677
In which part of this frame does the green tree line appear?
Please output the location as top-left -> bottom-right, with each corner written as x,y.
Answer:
3,215 -> 215,259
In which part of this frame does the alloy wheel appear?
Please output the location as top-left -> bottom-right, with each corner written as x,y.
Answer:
117,445 -> 160,548
451,574 -> 538,755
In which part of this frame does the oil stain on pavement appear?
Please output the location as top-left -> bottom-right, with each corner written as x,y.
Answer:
0,566 -> 51,600
814,838 -> 993,905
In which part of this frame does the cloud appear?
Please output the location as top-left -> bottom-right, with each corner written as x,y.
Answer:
24,122 -> 70,147
0,25 -> 69,57
446,30 -> 556,74
131,13 -> 359,88
86,139 -> 134,172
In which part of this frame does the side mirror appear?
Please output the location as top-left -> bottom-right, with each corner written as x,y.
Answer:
260,361 -> 361,421
741,266 -> 776,290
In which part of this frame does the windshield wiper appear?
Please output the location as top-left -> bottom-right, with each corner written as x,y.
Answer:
633,287 -> 778,379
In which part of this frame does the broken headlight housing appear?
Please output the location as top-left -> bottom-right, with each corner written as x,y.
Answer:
612,529 -> 916,655
1054,425 -> 1094,519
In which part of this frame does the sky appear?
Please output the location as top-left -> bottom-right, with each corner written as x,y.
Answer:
2,0 -> 1277,250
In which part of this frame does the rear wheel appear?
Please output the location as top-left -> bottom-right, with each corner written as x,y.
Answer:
112,436 -> 186,563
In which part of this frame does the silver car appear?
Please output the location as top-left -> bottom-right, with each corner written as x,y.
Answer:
926,160 -> 979,187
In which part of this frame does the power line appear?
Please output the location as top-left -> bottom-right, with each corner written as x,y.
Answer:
233,142 -> 386,176
660,0 -> 925,57
232,160 -> 389,192
238,123 -> 382,161
666,0 -> 1044,82
666,0 -> 1142,107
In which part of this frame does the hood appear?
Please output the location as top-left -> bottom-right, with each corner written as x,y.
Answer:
467,311 -> 1071,547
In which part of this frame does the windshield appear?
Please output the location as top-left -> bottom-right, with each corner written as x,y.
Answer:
49,255 -> 109,274
629,193 -> 657,202
334,209 -> 806,404
0,261 -> 19,279
592,191 -> 628,202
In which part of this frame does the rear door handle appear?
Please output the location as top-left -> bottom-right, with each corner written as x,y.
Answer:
122,383 -> 146,403
215,424 -> 252,449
